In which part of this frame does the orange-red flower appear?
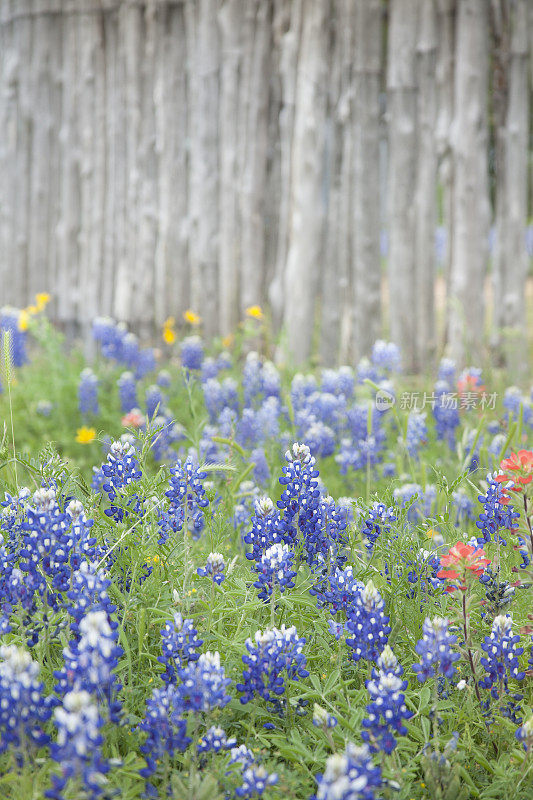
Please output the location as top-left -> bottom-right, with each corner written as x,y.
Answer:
457,372 -> 485,395
122,409 -> 144,429
494,450 -> 533,494
437,541 -> 490,591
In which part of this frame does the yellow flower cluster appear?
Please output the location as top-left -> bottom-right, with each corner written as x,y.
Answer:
245,305 -> 264,320
76,426 -> 96,444
18,292 -> 51,331
162,316 -> 176,344
184,309 -> 201,325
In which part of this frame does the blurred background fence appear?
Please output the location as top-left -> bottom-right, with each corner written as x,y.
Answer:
0,0 -> 531,369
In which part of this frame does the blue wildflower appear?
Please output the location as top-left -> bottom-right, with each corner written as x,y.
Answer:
345,580 -> 390,664
158,613 -> 203,685
197,552 -> 226,585
313,742 -> 382,800
412,617 -> 460,683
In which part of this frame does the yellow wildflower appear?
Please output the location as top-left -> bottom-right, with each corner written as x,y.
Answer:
18,310 -> 29,331
76,426 -> 96,444
162,316 -> 176,344
35,293 -> 50,311
184,309 -> 201,325
222,334 -> 234,349
245,305 -> 264,321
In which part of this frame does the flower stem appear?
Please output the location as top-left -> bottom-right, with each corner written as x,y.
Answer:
462,591 -> 482,705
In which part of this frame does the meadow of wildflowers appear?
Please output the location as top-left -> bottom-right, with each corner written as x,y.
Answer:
0,301 -> 532,800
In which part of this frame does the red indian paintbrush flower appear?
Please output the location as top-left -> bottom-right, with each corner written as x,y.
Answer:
437,542 -> 490,592
494,450 -> 533,494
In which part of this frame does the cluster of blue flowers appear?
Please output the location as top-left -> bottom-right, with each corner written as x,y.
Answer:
312,742 -> 382,800
412,617 -> 460,683
101,439 -> 143,523
345,580 -> 390,664
158,613 -> 203,684
237,625 -> 309,706
92,317 -> 155,378
78,368 -> 99,415
158,458 -> 210,544
362,645 -> 413,753
479,615 -> 525,699
253,542 -> 296,601
197,552 -> 226,584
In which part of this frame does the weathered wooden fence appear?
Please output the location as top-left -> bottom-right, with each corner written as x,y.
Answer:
0,0 -> 531,368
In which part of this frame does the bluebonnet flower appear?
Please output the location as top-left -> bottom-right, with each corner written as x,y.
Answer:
117,371 -> 137,413
0,645 -> 52,756
361,503 -> 396,553
47,690 -> 108,800
92,317 -> 155,377
235,766 -> 278,798
301,420 -> 336,458
291,373 -> 318,411
237,625 -> 309,705
181,335 -> 204,370
0,615 -> 11,635
201,356 -> 220,381
515,715 -> 533,753
65,560 -> 116,635
158,613 -> 203,684
18,487 -> 74,604
229,744 -> 255,769
313,742 -> 382,800
412,617 -> 460,683
135,347 -> 156,380
503,386 -> 532,427
204,377 -> 240,422
237,408 -> 264,448
253,543 -> 296,602
433,381 -> 460,449
251,447 -> 270,486
311,565 -> 363,614
452,490 -> 475,526
197,552 -> 226,584
437,358 -> 456,389
476,474 -> 520,545
36,399 -> 53,416
197,726 -> 236,754
393,483 -> 425,522
336,431 -> 384,475
149,414 -> 184,463
406,412 -> 427,458
177,651 -> 232,712
244,497 -> 284,563
157,369 -> 171,388
138,684 -> 191,783
362,646 -> 412,753
313,704 -> 338,729
321,366 -> 354,398
101,440 -> 142,523
55,611 -> 123,721
145,384 -> 165,420
92,317 -> 124,360
327,619 -> 345,640
277,443 -> 321,548
78,368 -> 99,416
158,458 -> 209,545
356,357 -> 380,385
0,306 -> 28,367
345,580 -> 390,664
479,615 -> 525,699
372,340 -> 401,373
